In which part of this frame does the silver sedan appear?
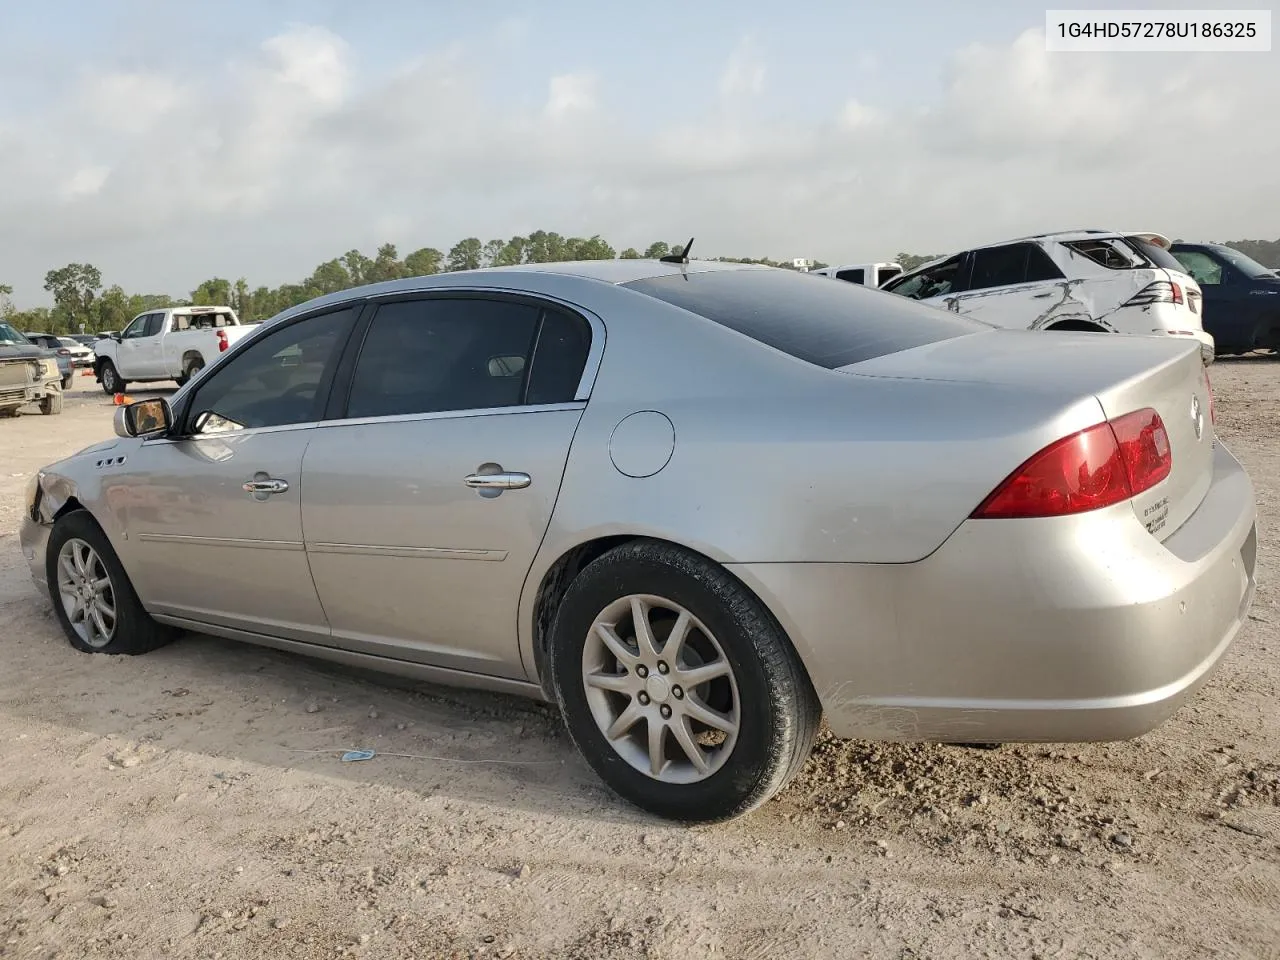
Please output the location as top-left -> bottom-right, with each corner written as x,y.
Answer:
19,259 -> 1258,822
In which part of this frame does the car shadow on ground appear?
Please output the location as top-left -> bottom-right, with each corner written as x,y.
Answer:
1,594 -> 659,827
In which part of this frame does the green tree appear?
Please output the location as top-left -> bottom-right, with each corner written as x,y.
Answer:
481,239 -> 506,267
43,263 -> 103,333
404,247 -> 444,276
643,242 -> 670,259
342,250 -> 374,286
447,237 -> 484,272
619,248 -> 641,259
568,235 -> 616,260
526,230 -> 567,263
896,252 -> 945,272
368,243 -> 406,283
191,277 -> 232,306
494,237 -> 528,266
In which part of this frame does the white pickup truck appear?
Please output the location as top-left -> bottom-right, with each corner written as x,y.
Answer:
93,306 -> 254,394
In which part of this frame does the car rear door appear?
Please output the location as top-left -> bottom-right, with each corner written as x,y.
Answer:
299,292 -> 598,680
941,242 -> 1066,329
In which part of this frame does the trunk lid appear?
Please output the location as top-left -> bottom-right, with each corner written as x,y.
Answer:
844,329 -> 1214,541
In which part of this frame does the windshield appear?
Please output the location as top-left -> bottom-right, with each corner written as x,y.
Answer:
0,322 -> 27,345
1213,245 -> 1279,279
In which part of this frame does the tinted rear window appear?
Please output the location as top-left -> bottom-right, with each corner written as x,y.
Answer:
623,269 -> 988,369
1125,237 -> 1185,272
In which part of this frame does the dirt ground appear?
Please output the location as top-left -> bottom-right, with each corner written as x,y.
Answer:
1,365 -> 1277,960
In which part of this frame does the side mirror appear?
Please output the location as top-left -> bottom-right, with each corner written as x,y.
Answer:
114,397 -> 172,438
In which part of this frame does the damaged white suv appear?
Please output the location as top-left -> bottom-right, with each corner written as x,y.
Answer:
882,230 -> 1215,363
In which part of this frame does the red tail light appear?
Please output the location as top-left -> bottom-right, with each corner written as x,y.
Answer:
217,329 -> 229,352
1123,281 -> 1183,308
972,408 -> 1172,520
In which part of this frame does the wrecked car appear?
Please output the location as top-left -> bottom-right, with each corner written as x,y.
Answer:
0,321 -> 65,417
882,230 -> 1215,363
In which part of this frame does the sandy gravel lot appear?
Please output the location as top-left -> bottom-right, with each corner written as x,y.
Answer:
1,366 -> 1277,960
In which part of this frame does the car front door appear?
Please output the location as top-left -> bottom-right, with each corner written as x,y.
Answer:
941,243 -> 1067,329
1172,248 -> 1251,351
104,305 -> 360,639
299,293 -> 597,680
115,313 -> 160,378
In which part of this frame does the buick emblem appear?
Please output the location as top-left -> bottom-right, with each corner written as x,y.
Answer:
1191,394 -> 1203,440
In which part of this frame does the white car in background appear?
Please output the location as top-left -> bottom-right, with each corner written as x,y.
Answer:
809,262 -> 903,287
881,231 -> 1215,363
93,306 -> 254,393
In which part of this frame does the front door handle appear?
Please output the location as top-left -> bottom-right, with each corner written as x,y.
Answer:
243,478 -> 289,495
463,472 -> 531,490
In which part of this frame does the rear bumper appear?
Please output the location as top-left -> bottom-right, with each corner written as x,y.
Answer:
731,441 -> 1257,742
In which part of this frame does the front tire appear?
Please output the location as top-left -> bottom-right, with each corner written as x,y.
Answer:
549,539 -> 821,823
99,361 -> 125,395
46,511 -> 175,655
40,388 -> 63,415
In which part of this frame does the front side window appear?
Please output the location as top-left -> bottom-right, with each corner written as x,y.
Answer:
121,316 -> 151,339
836,268 -> 865,284
1172,250 -> 1224,286
345,297 -> 591,419
143,313 -> 166,336
1211,245 -> 1278,279
884,255 -> 968,300
186,308 -> 355,433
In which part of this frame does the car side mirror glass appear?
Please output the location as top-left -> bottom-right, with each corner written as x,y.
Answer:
487,355 -> 525,378
115,397 -> 172,438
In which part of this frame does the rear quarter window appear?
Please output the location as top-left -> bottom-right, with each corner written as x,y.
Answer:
623,268 -> 990,369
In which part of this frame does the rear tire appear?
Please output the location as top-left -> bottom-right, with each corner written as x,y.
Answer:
549,539 -> 821,823
46,511 -> 175,656
182,356 -> 204,384
40,389 -> 63,415
99,361 -> 125,395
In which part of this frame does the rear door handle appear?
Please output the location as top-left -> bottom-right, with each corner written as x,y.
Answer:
463,472 -> 531,490
243,478 -> 289,495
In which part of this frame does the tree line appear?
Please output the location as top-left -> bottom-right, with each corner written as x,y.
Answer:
2,230 -> 1276,335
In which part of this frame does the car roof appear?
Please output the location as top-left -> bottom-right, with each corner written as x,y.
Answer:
266,258 -> 773,326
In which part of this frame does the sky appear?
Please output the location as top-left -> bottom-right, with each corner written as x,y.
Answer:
1,0 -> 1277,306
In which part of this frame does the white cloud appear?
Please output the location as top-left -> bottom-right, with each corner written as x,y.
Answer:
1,23 -> 1277,306
545,73 -> 596,118
60,165 -> 109,200
719,36 -> 766,97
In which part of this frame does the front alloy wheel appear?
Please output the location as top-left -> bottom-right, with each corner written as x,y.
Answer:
56,538 -> 117,648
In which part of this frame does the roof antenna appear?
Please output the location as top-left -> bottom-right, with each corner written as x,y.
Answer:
660,237 -> 695,264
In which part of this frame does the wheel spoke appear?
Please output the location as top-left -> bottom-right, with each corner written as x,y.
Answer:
684,697 -> 738,736
93,596 -> 115,621
676,658 -> 731,689
91,577 -> 111,594
67,598 -> 85,622
59,555 -> 77,583
630,597 -> 659,659
72,544 -> 88,575
669,716 -> 709,774
661,610 -> 693,662
647,718 -> 667,777
585,671 -> 633,694
595,623 -> 638,668
90,605 -> 110,640
605,699 -> 643,741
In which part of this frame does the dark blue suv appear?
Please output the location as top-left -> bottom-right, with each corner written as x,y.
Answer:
1169,242 -> 1280,357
